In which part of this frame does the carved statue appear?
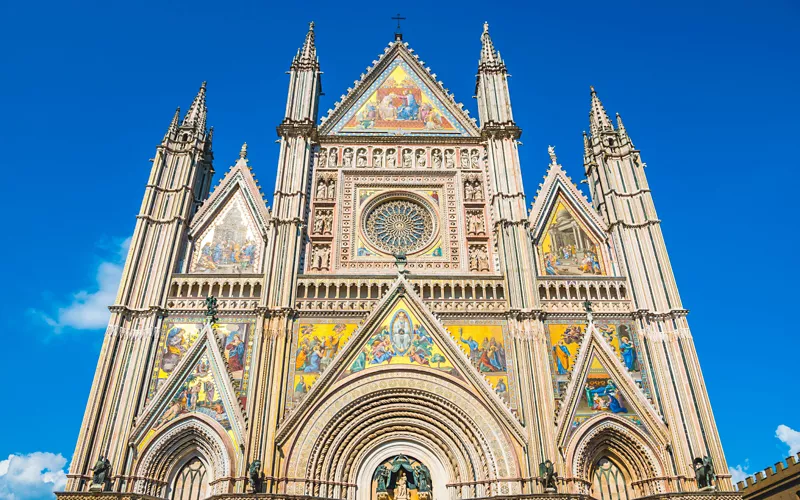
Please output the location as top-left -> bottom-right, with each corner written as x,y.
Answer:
413,464 -> 432,493
468,213 -> 484,234
204,296 -> 218,324
326,179 -> 336,199
431,149 -> 442,168
386,149 -> 397,168
539,459 -> 557,492
445,149 -> 455,169
373,465 -> 390,492
343,148 -> 354,167
470,149 -> 480,168
248,460 -> 262,492
328,148 -> 338,167
460,149 -> 469,168
694,456 -> 716,490
472,180 -> 484,200
373,149 -> 383,168
313,213 -> 324,234
356,149 -> 368,167
90,455 -> 111,490
316,179 -> 327,199
464,182 -> 474,201
402,149 -> 413,168
416,149 -> 426,168
394,474 -> 410,500
583,300 -> 593,324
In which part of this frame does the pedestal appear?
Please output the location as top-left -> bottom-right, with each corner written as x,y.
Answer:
418,492 -> 432,500
377,492 -> 391,500
88,483 -> 106,492
545,487 -> 557,494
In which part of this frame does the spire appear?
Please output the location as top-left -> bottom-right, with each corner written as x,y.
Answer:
182,82 -> 207,131
479,22 -> 505,71
163,107 -> 180,141
292,22 -> 319,70
589,86 -> 613,136
616,112 -> 628,135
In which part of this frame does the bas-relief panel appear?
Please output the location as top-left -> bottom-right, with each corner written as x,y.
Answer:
190,195 -> 262,274
547,322 -> 649,399
149,318 -> 255,408
333,58 -> 468,136
140,353 -> 236,452
538,199 -> 605,276
292,323 -> 358,403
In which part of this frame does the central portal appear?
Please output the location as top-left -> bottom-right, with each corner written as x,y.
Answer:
373,455 -> 432,500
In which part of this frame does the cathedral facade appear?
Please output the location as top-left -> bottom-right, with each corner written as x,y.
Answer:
58,22 -> 739,500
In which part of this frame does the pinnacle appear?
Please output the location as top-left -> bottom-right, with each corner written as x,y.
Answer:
588,85 -> 613,136
294,20 -> 318,68
182,81 -> 208,131
239,142 -> 248,159
478,22 -> 505,72
163,106 -> 181,141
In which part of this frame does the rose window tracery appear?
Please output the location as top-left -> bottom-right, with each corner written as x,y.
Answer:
362,196 -> 436,255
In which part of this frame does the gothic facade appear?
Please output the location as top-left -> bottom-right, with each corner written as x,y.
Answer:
58,22 -> 739,500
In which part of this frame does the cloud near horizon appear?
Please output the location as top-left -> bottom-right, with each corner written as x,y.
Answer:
0,452 -> 68,500
31,237 -> 131,334
776,424 -> 800,456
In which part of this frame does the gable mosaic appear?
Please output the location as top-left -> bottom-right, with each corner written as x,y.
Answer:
538,198 -> 604,276
191,194 -> 262,274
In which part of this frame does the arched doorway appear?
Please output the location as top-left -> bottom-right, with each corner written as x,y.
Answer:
591,457 -> 630,500
171,456 -> 209,500
355,440 -> 450,500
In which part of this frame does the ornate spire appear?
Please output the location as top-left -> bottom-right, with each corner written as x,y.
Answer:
589,86 -> 613,136
615,112 -> 627,136
292,21 -> 319,70
479,22 -> 505,71
182,81 -> 207,131
163,107 -> 180,141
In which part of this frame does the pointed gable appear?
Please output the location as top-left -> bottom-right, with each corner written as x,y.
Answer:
529,158 -> 611,276
552,323 -> 666,446
279,276 -> 524,444
187,145 -> 270,274
319,41 -> 479,137
135,323 -> 247,452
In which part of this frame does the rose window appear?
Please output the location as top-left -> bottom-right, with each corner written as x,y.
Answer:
362,196 -> 436,255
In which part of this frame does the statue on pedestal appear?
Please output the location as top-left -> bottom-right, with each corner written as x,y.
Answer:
694,456 -> 716,491
247,460 -> 262,493
539,459 -> 557,493
89,455 -> 111,492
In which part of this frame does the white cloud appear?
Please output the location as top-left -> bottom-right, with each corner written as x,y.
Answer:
31,237 -> 131,333
729,461 -> 749,486
0,452 -> 68,500
776,424 -> 800,455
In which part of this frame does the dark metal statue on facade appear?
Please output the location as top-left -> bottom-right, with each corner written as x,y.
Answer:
539,459 -> 558,492
205,295 -> 218,324
90,455 -> 111,491
694,456 -> 717,490
247,460 -> 262,492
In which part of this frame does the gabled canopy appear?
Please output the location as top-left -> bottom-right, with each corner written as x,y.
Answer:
319,40 -> 479,137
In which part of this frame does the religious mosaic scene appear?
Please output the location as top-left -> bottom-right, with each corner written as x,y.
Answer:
57,19 -> 740,500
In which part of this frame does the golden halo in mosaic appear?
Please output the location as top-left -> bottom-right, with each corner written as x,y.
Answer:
362,194 -> 436,255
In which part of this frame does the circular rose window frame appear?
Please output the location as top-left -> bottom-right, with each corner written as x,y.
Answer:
360,192 -> 440,257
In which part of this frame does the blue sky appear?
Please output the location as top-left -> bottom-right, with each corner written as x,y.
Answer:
1,0 -> 798,497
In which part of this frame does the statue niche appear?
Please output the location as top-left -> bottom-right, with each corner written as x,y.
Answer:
373,455 -> 432,500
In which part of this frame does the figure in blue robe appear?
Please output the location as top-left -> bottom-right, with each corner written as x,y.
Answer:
608,393 -> 628,413
213,243 -> 223,264
303,349 -> 322,373
397,92 -> 419,120
459,332 -> 480,364
554,343 -> 571,375
619,337 -> 637,371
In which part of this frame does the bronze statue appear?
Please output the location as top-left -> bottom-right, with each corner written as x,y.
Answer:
91,455 -> 111,490
694,456 -> 716,490
539,459 -> 557,492
373,465 -> 390,492
413,464 -> 432,492
204,295 -> 218,324
248,460 -> 262,492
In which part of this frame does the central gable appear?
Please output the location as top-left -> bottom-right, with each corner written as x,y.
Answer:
320,42 -> 478,137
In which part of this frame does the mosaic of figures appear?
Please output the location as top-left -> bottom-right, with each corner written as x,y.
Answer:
317,146 -> 484,170
140,354 -> 236,452
538,199 -> 605,276
569,357 -> 643,434
346,302 -> 455,376
330,59 -> 468,136
547,322 -> 648,398
445,324 -> 511,404
149,319 -> 254,407
292,323 -> 358,403
191,196 -> 262,274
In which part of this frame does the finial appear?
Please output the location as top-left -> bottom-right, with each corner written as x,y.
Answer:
392,13 -> 406,41
239,142 -> 248,159
483,21 -> 489,34
309,21 -> 315,31
590,85 -> 595,94
548,145 -> 558,165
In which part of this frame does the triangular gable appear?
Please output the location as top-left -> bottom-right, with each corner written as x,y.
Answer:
555,324 -> 666,446
277,276 -> 524,445
134,322 -> 247,451
319,41 -> 479,137
529,162 -> 612,276
187,152 -> 270,274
